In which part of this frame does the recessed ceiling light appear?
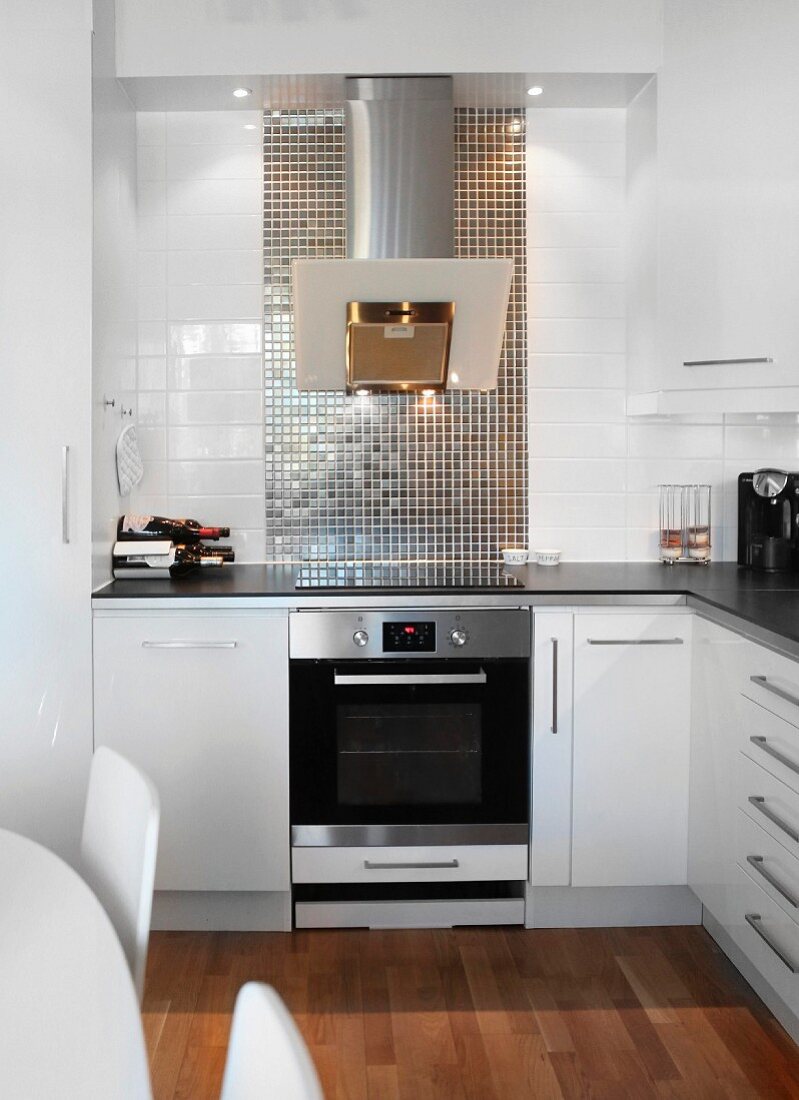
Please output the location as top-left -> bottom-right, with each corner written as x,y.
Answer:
243,123 -> 257,131
233,87 -> 252,99
527,85 -> 543,97
450,372 -> 460,384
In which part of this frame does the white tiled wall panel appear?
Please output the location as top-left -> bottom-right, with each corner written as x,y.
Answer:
526,106 -> 728,562
133,111 -> 264,561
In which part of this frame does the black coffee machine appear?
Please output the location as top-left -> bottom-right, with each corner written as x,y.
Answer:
738,469 -> 799,572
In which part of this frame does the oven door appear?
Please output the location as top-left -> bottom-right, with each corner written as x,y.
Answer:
290,659 -> 528,838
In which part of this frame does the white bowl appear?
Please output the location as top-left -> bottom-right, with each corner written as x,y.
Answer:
501,548 -> 529,565
533,548 -> 561,567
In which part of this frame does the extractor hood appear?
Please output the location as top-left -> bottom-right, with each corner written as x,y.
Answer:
293,76 -> 513,394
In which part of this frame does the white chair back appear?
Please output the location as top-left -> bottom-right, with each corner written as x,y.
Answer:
220,983 -> 324,1100
80,746 -> 160,1003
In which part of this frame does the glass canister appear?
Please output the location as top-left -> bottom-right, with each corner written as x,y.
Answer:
659,484 -> 684,562
685,483 -> 712,562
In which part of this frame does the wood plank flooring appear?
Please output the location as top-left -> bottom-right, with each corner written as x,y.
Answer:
143,925 -> 799,1099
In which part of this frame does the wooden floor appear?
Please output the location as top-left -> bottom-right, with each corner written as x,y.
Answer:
143,925 -> 799,1099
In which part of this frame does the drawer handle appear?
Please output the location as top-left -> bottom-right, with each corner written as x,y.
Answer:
748,796 -> 799,843
750,735 -> 799,777
141,641 -> 238,649
586,638 -> 684,646
745,913 -> 799,973
683,357 -> 773,367
751,675 -> 799,711
551,637 -> 558,734
747,855 -> 799,909
363,859 -> 459,870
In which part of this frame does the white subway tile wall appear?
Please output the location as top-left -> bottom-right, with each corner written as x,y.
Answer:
134,111 -> 265,560
525,106 -> 766,562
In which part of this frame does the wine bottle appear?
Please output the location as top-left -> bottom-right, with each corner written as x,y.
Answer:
112,542 -> 224,579
117,514 -> 230,542
176,542 -> 235,563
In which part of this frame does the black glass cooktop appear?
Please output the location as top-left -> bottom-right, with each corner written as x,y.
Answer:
295,563 -> 525,590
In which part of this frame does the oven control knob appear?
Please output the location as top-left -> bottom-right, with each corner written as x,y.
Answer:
353,630 -> 369,647
449,629 -> 468,647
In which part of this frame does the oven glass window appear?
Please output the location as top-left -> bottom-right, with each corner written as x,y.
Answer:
337,703 -> 482,806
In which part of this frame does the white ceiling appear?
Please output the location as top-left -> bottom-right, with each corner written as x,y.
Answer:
121,71 -> 654,112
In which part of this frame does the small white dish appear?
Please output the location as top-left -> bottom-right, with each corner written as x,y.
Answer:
533,548 -> 561,567
501,547 -> 529,565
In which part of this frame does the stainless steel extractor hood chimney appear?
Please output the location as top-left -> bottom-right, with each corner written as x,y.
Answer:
293,76 -> 513,394
346,76 -> 453,261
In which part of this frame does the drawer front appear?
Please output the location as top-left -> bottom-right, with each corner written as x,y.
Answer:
736,809 -> 799,924
727,863 -> 799,1017
742,646 -> 799,729
739,694 -> 799,794
735,752 -> 799,857
291,844 -> 528,884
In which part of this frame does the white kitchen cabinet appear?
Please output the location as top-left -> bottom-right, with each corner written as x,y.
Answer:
688,616 -> 748,919
571,611 -> 693,887
531,612 -> 574,886
93,610 -> 289,893
0,2 -> 95,863
627,0 -> 799,410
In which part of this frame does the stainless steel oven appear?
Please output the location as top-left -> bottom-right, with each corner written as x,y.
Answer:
289,608 -> 530,847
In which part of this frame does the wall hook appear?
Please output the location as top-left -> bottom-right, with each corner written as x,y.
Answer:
103,397 -> 116,409
121,406 -> 133,418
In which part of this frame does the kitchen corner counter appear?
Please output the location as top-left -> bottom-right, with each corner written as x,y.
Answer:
92,562 -> 799,657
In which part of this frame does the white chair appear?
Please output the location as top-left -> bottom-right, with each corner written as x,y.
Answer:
220,983 -> 324,1100
80,746 -> 160,1003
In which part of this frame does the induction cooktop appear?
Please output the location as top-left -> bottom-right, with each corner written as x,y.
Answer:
294,563 -> 525,589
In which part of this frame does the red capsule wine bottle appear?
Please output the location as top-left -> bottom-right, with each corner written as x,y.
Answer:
112,543 -> 224,579
176,542 -> 235,563
117,513 -> 230,542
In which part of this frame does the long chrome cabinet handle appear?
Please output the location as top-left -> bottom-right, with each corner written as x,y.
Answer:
746,856 -> 799,909
551,637 -> 558,734
141,641 -> 238,649
61,445 -> 70,544
745,913 -> 799,973
750,735 -> 799,777
334,671 -> 486,686
586,638 -> 684,646
751,675 -> 799,711
683,357 -> 773,366
364,859 -> 459,870
748,796 -> 799,843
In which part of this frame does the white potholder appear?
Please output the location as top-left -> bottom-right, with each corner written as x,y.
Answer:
116,424 -> 144,496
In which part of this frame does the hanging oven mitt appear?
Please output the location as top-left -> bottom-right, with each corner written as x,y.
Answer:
116,423 -> 144,496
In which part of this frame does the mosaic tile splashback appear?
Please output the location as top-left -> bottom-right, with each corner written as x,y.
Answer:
263,107 -> 527,563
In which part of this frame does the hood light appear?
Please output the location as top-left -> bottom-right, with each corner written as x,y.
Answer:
233,87 -> 252,99
450,372 -> 460,384
527,85 -> 543,97
243,123 -> 257,131
355,388 -> 371,397
421,389 -> 436,397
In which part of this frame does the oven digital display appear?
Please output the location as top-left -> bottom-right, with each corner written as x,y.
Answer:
382,621 -> 436,652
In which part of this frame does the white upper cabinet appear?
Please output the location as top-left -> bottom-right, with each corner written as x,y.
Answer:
627,0 -> 799,409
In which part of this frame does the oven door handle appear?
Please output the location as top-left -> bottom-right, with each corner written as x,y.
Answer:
333,670 -> 487,686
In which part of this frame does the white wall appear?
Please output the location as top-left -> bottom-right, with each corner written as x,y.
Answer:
93,0 -> 138,589
525,105 -> 795,563
115,0 -> 663,78
133,110 -> 265,561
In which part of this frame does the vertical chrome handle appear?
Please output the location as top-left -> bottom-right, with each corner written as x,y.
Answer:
745,913 -> 799,973
551,637 -> 558,734
61,445 -> 70,544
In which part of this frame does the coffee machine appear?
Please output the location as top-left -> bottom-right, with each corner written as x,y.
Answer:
738,469 -> 799,572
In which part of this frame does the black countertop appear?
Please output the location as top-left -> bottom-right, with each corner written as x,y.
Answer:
94,561 -> 799,650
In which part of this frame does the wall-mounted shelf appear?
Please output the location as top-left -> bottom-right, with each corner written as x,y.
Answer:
627,387 -> 799,418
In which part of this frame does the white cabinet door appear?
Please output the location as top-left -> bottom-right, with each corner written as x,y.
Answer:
93,610 -> 289,892
531,612 -> 573,886
657,0 -> 799,391
571,612 -> 692,887
0,2 -> 94,863
688,616 -> 748,920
